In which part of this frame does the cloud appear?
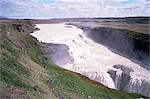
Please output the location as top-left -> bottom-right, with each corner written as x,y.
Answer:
0,0 -> 149,18
0,0 -> 49,18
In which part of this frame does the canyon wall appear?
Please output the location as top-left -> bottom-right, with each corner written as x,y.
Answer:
83,27 -> 149,70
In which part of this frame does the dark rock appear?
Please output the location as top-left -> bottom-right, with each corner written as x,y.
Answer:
107,70 -> 117,82
79,34 -> 83,39
113,64 -> 134,73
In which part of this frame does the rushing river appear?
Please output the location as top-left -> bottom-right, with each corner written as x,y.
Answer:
31,23 -> 150,96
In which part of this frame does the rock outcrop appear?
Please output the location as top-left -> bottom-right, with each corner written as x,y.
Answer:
108,65 -> 150,96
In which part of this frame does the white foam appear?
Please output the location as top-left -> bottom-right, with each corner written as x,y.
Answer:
31,23 -> 150,89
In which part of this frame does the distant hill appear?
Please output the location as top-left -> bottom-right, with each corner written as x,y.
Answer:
0,16 -> 10,20
125,17 -> 150,24
0,16 -> 149,24
29,16 -> 150,24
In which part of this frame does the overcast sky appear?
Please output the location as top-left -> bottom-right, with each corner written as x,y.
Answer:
0,0 -> 150,19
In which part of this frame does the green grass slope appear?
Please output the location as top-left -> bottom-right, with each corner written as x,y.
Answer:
0,20 -> 149,99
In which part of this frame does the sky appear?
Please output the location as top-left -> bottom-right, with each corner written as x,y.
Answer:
0,0 -> 150,19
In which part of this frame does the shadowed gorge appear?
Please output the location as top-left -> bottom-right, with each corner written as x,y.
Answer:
82,27 -> 150,70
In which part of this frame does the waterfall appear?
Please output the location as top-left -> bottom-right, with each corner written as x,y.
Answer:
31,23 -> 150,96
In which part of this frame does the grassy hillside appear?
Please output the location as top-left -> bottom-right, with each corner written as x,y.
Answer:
0,20 -> 149,99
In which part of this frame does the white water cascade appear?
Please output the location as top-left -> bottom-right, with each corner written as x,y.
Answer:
31,23 -> 150,96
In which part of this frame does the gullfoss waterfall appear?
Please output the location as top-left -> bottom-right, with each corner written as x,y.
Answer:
31,23 -> 150,96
